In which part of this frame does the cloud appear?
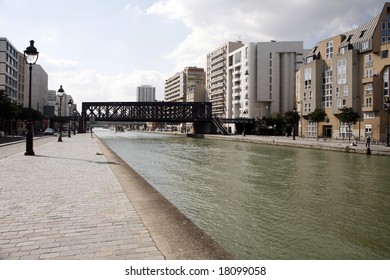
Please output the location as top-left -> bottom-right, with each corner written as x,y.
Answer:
124,3 -> 144,15
148,0 -> 382,70
46,65 -> 166,110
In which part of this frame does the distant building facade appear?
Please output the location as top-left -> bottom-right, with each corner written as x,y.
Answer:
25,64 -> 48,113
297,2 -> 390,142
164,67 -> 206,102
137,85 -> 156,102
0,37 -> 20,103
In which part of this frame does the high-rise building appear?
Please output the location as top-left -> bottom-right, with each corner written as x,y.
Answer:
137,85 -> 156,102
24,64 -> 48,113
164,67 -> 206,102
297,2 -> 390,142
0,37 -> 19,103
227,41 -> 304,120
206,41 -> 244,117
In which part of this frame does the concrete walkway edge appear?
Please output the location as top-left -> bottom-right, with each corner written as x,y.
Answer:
95,136 -> 232,260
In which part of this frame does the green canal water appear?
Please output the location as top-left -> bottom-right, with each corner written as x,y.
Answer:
96,129 -> 390,259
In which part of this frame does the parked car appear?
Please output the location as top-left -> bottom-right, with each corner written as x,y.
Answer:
44,128 -> 54,135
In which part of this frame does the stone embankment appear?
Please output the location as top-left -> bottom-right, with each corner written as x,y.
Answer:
203,134 -> 390,156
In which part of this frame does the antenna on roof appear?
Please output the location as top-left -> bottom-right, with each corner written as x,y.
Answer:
237,35 -> 242,44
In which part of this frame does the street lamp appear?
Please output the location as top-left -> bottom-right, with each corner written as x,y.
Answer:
24,40 -> 39,156
292,106 -> 297,140
68,98 -> 73,138
57,85 -> 65,142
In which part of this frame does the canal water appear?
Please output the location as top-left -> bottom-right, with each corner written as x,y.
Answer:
95,129 -> 390,259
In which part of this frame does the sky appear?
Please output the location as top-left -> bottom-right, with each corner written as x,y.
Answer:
0,0 -> 385,109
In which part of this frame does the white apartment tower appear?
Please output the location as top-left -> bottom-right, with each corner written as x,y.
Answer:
206,41 -> 244,117
228,41 -> 304,119
137,85 -> 156,102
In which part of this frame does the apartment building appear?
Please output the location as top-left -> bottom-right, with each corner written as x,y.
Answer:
164,66 -> 206,102
137,85 -> 156,102
25,64 -> 48,113
227,41 -> 304,120
206,41 -> 244,117
0,37 -> 19,103
297,2 -> 390,142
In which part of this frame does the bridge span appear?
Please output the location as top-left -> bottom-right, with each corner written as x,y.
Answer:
80,101 -> 216,134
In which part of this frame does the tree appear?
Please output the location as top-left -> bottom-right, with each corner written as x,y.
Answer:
284,109 -> 300,137
262,113 -> 284,135
0,90 -> 20,134
307,108 -> 327,138
337,107 -> 360,142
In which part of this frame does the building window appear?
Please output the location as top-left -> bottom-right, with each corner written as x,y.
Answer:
304,102 -> 311,113
384,67 -> 390,96
365,54 -> 373,67
337,99 -> 347,108
337,59 -> 346,84
343,85 -> 348,96
365,68 -> 373,78
363,112 -> 375,119
339,122 -> 351,139
365,83 -> 373,95
361,41 -> 369,51
326,41 -> 333,59
306,121 -> 317,138
364,97 -> 373,107
304,68 -> 312,90
381,15 -> 390,44
322,66 -> 332,108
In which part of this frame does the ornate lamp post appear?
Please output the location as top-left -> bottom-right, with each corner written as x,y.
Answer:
68,98 -> 73,138
24,40 -> 39,156
57,85 -> 65,142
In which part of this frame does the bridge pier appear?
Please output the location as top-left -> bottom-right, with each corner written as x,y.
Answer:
192,122 -> 216,134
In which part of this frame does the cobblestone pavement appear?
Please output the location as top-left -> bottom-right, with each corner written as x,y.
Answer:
0,134 -> 164,260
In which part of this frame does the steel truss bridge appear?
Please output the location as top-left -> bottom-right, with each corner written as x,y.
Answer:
80,102 -> 216,134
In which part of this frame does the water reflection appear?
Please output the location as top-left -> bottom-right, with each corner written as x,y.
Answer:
96,129 -> 390,259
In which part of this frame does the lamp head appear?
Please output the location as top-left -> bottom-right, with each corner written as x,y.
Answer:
57,85 -> 65,97
24,40 -> 39,65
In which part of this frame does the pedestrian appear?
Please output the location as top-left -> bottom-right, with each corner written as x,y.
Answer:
365,135 -> 371,148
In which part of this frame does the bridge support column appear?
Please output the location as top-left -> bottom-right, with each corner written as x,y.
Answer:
193,122 -> 216,134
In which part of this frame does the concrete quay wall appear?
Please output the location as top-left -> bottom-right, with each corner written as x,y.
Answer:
203,135 -> 390,157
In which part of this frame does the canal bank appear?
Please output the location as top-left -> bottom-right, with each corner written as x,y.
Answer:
202,134 -> 390,156
97,130 -> 390,259
95,136 -> 232,260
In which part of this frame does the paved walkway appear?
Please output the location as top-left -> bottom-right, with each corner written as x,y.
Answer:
0,133 -> 164,260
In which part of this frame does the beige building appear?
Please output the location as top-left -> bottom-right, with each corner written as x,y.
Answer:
297,2 -> 390,143
164,66 -> 206,102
